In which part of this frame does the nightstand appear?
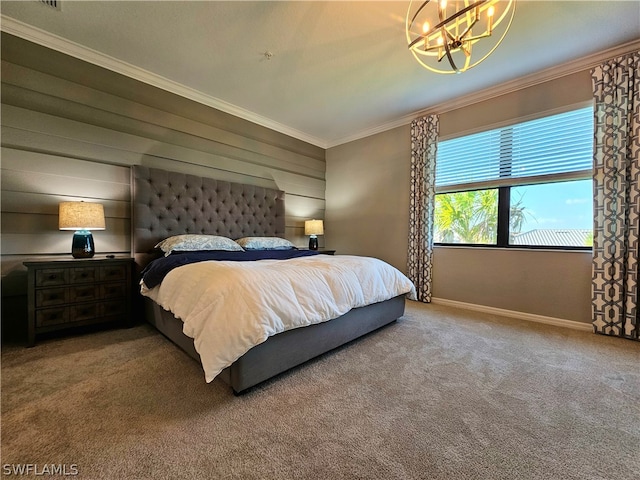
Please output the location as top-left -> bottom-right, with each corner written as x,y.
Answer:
299,249 -> 336,255
23,257 -> 133,346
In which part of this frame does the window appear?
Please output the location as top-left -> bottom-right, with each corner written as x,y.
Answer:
434,106 -> 593,248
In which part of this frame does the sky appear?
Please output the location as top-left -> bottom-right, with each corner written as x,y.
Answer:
512,179 -> 592,233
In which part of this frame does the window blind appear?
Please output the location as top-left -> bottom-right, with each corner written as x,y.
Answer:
435,106 -> 594,192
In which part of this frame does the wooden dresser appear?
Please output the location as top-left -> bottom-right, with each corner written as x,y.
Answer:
23,257 -> 133,346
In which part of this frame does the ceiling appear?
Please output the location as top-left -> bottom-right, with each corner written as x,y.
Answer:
1,1 -> 639,148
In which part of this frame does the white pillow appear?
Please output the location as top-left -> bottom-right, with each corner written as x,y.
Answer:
235,236 -> 296,250
155,234 -> 244,256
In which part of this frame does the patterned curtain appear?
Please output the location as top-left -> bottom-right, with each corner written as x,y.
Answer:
591,51 -> 640,339
408,115 -> 439,303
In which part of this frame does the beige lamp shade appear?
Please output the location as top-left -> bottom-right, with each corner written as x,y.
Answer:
304,219 -> 324,236
59,202 -> 106,231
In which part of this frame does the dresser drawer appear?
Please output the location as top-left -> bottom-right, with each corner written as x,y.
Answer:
36,307 -> 70,327
36,288 -> 69,308
36,303 -> 126,329
70,303 -> 100,322
35,269 -> 69,287
70,267 -> 97,283
70,285 -> 99,303
100,282 -> 126,299
100,265 -> 127,282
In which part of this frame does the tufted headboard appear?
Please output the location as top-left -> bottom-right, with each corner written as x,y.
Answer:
131,165 -> 285,268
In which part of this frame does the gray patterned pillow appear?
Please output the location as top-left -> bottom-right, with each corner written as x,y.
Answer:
235,236 -> 296,251
155,234 -> 244,256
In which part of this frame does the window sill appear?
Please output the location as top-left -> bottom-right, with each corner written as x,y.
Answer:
434,244 -> 592,254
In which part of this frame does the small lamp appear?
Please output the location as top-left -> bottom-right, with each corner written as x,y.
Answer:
59,201 -> 106,258
304,219 -> 324,250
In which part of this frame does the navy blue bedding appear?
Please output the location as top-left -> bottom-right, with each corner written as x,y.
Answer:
141,249 -> 319,289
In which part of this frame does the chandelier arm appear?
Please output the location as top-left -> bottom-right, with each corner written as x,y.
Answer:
464,32 -> 491,42
408,0 -> 488,50
408,35 -> 425,50
443,28 -> 457,43
440,27 -> 459,72
458,17 -> 479,41
430,0 -> 487,31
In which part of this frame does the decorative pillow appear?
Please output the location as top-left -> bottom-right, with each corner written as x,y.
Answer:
235,236 -> 296,251
155,234 -> 244,256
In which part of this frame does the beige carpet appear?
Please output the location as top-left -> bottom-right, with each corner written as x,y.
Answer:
2,301 -> 639,480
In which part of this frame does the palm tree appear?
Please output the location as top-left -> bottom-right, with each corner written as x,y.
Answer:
508,192 -> 536,242
434,189 -> 534,244
434,190 -> 497,243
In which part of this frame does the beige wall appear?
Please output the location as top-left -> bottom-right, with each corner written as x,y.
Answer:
432,247 -> 592,322
324,125 -> 411,273
326,70 -> 594,323
0,33 -> 326,330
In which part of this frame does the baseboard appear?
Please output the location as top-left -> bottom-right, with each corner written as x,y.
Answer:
431,298 -> 593,332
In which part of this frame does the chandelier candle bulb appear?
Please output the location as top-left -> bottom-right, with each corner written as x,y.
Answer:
423,22 -> 430,49
488,5 -> 494,33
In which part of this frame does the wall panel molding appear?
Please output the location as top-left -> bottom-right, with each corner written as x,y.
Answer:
0,16 -> 327,148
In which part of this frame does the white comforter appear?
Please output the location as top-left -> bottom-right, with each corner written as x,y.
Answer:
142,255 -> 416,382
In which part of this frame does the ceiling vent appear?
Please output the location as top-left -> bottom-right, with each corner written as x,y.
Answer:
39,0 -> 61,11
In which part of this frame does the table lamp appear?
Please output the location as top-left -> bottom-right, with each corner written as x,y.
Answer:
59,201 -> 106,258
304,219 -> 324,250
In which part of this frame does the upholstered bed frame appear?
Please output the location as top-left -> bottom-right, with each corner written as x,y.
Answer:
131,165 -> 405,393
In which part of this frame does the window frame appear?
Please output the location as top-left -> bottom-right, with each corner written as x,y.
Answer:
434,103 -> 594,251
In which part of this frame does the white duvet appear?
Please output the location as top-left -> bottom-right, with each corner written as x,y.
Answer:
141,255 -> 416,382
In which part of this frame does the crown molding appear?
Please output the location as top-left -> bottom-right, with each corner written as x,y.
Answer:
326,38 -> 640,148
0,15 -> 328,148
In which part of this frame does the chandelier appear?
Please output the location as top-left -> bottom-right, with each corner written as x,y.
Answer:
406,0 -> 516,74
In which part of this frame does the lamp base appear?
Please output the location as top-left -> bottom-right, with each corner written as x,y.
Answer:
308,235 -> 318,250
71,231 -> 95,258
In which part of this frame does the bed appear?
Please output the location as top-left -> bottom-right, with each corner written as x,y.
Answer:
131,165 -> 415,393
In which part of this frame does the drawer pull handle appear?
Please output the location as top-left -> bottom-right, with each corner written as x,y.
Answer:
50,294 -> 58,300
49,274 -> 57,280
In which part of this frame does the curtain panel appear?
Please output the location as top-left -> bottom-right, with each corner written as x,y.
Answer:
591,51 -> 640,339
408,115 -> 439,303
